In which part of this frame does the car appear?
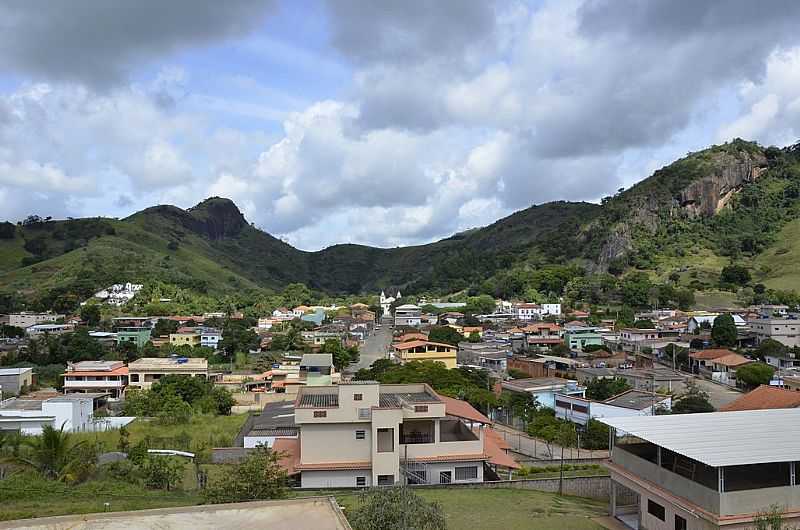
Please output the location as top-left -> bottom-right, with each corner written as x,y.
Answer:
618,362 -> 633,369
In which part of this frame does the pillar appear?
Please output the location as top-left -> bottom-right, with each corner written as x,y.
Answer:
610,481 -> 617,517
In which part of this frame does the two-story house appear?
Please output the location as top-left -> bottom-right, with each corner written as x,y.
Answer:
394,304 -> 422,327
293,382 -> 488,488
63,360 -> 129,400
750,317 -> 800,348
127,357 -> 209,390
393,340 -> 457,369
602,409 -> 800,529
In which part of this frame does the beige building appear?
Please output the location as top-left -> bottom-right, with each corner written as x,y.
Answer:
293,382 -> 487,488
63,361 -> 129,400
393,340 -> 457,369
8,312 -> 64,329
127,357 -> 208,390
169,332 -> 202,347
602,409 -> 800,529
750,317 -> 800,348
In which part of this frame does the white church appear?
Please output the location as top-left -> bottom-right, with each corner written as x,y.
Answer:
379,290 -> 402,317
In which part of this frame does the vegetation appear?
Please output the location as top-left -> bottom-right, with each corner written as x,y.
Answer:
202,446 -> 287,504
427,326 -> 464,346
11,425 -> 98,483
584,377 -> 631,401
736,363 -> 775,388
672,380 -> 715,414
123,375 -> 236,422
349,486 -> 447,530
711,314 -> 737,347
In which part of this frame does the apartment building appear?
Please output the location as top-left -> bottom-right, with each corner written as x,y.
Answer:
116,327 -> 152,349
393,340 -> 457,369
8,312 -> 65,329
63,361 -> 129,400
394,304 -> 422,327
293,382 -> 487,488
127,357 -> 208,390
750,317 -> 800,348
602,409 -> 800,529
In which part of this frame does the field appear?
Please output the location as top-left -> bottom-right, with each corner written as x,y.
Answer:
754,218 -> 800,292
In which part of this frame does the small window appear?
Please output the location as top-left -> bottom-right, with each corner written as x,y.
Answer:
414,405 -> 428,413
647,499 -> 665,521
455,466 -> 478,480
675,514 -> 687,530
354,393 -> 363,401
377,474 -> 394,486
313,410 -> 327,418
356,476 -> 366,487
129,374 -> 139,382
355,430 -> 366,440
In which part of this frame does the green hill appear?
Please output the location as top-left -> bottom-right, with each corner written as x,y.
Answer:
1,138 -> 800,311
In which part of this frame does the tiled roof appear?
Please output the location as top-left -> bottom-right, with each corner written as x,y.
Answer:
272,437 -> 300,475
689,348 -> 736,360
295,461 -> 371,471
720,385 -> 800,412
484,428 -> 520,470
297,393 -> 339,408
712,353 -> 753,367
437,394 -> 491,424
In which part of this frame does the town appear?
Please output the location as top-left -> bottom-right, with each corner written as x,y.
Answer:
2,289 -> 800,529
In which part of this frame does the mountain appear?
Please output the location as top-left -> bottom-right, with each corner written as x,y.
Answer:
1,138 -> 800,309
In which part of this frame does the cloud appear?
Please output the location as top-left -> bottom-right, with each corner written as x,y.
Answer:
0,0 -> 276,88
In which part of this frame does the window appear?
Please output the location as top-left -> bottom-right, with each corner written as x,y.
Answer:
555,400 -> 571,410
356,476 -> 366,487
355,430 -> 366,440
674,514 -> 687,530
414,405 -> 428,413
354,393 -> 363,401
455,466 -> 478,481
572,404 -> 589,414
377,474 -> 394,486
439,471 -> 452,484
647,499 -> 665,521
358,408 -> 371,419
130,374 -> 139,382
313,410 -> 327,418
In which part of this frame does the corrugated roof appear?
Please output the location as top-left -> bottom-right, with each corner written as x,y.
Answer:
600,408 -> 800,467
300,354 -> 333,367
297,394 -> 339,408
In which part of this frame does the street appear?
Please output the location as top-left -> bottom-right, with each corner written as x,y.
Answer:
348,321 -> 392,373
672,375 -> 743,409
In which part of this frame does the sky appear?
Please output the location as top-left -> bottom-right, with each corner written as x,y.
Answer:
2,1 -> 800,251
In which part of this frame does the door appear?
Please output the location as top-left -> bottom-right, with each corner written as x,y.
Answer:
439,471 -> 452,484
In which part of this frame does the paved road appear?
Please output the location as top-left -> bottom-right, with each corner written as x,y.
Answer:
673,375 -> 743,409
348,322 -> 392,372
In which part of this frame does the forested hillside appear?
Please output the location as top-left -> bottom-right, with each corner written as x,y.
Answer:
2,138 -> 800,314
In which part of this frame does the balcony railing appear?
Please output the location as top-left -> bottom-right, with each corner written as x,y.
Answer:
400,433 -> 434,445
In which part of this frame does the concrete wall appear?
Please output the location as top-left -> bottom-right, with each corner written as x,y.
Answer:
301,423 -> 372,464
0,371 -> 32,395
301,470 -> 372,489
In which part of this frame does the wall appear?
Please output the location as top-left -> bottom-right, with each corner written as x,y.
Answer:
301,423 -> 372,464
301,469 -> 372,489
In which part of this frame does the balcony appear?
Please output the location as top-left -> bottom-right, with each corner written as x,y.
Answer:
64,379 -> 124,388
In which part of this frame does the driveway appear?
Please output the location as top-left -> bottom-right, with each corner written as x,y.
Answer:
348,322 -> 392,373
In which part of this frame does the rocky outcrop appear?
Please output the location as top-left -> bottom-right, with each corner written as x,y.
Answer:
677,151 -> 767,218
187,197 -> 247,240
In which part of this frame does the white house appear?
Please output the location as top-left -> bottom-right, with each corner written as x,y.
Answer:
0,395 -> 94,434
687,313 -> 746,334
554,390 -> 672,426
200,327 -> 222,349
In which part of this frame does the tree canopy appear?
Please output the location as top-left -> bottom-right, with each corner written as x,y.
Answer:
735,363 -> 775,388
711,314 -> 737,347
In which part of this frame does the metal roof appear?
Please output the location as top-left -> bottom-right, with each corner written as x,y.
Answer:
600,408 -> 800,467
300,354 -> 333,367
297,393 -> 339,408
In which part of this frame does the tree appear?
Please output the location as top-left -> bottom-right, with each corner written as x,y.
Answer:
79,305 -> 101,327
349,486 -> 447,530
465,295 -> 496,315
711,314 -> 737,347
583,419 -> 610,450
153,318 -> 179,337
141,456 -> 185,491
585,377 -> 631,401
672,380 -> 715,414
203,445 -> 288,503
720,265 -> 751,286
753,504 -> 788,530
156,393 -> 194,425
755,339 -> 787,361
633,319 -> 655,329
616,306 -> 635,328
17,424 -> 95,482
735,363 -> 775,388
427,326 -> 464,346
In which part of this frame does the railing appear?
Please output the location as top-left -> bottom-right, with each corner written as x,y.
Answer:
400,433 -> 433,445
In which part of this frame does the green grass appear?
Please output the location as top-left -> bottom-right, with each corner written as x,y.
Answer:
299,488 -> 607,530
693,289 -> 741,310
0,237 -> 30,274
754,218 -> 800,292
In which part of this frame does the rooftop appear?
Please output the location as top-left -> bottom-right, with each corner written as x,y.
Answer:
601,408 -> 800,467
378,392 -> 439,408
719,385 -> 800,412
502,377 -> 575,391
0,367 -> 33,376
128,357 -> 208,369
300,353 -> 334,367
604,389 -> 670,410
689,348 -> 737,360
394,340 -> 455,350
297,393 -> 339,408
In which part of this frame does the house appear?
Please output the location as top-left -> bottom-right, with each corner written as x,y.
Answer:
752,304 -> 790,317
272,308 -> 296,321
513,303 -> 541,321
301,309 -> 327,326
615,367 -> 685,392
25,323 -> 74,337
127,357 -> 209,390
523,322 -> 564,349
498,377 -> 585,409
0,367 -> 33,397
299,354 -> 340,386
88,331 -> 118,348
0,394 -> 94,434
750,317 -> 800,348
394,331 -> 429,343
506,356 -> 557,379
293,305 -> 312,317
393,340 -> 457,369
564,328 -> 604,351
601,409 -> 800,529
689,349 -> 752,384
687,313 -> 747,334
292,382 -> 488,488
394,304 -> 422,327
241,401 -> 299,448
116,327 -> 152,348
63,361 -> 129,400
555,389 -> 672,426
169,328 -> 202,347
302,330 -> 343,347
719,385 -> 800,412
8,312 -> 65,329
200,327 -> 222,349
461,326 -> 483,338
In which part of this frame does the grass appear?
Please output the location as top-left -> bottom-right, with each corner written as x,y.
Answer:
754,218 -> 800,292
692,289 -> 741,310
295,488 -> 606,530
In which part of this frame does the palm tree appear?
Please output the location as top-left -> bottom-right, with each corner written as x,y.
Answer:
17,424 -> 91,481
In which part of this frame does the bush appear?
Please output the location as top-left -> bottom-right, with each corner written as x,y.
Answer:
202,446 -> 287,504
736,363 -> 775,388
141,456 -> 185,491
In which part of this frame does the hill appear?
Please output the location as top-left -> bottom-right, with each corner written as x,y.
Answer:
1,138 -> 800,312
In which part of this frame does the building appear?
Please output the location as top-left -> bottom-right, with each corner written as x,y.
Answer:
25,323 -> 74,337
0,367 -> 33,397
602,409 -> 800,529
63,361 -> 129,400
300,354 -> 340,386
200,327 -> 222,349
752,304 -> 790,317
689,349 -> 753,385
719,385 -> 800,412
293,382 -> 488,488
393,340 -> 457,369
127,357 -> 209,390
506,356 -> 557,379
513,303 -> 541,321
687,313 -> 747,334
0,394 -> 94,434
498,377 -> 585,409
564,328 -> 604,351
116,327 -> 152,349
394,304 -> 422,327
615,367 -> 685,392
302,330 -> 343,347
750,317 -> 800,348
379,290 -> 401,317
8,312 -> 64,329
554,390 -> 672,426
169,329 -> 202,347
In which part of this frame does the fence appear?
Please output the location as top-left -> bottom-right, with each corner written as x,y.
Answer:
491,423 -> 609,461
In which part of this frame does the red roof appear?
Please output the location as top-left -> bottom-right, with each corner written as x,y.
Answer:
272,438 -> 300,475
712,353 -> 753,368
689,348 -> 736,360
437,394 -> 491,424
719,385 -> 800,412
484,427 -> 520,470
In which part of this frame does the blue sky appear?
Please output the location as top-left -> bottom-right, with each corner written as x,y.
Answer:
1,0 -> 800,250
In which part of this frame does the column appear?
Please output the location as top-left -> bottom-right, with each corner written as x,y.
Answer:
610,481 -> 617,517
